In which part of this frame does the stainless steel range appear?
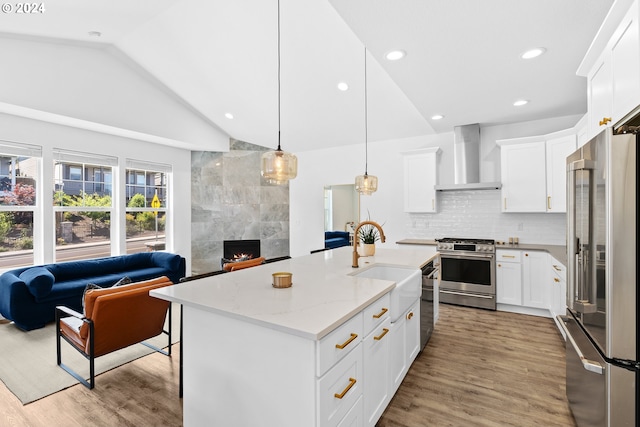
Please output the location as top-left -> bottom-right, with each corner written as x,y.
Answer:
436,237 -> 496,310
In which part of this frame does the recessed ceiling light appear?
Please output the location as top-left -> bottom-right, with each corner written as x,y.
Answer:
337,82 -> 349,91
385,50 -> 406,61
88,31 -> 102,37
521,47 -> 546,59
513,99 -> 529,107
225,113 -> 234,119
431,114 -> 444,120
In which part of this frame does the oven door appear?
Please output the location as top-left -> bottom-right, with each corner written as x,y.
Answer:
439,252 -> 496,296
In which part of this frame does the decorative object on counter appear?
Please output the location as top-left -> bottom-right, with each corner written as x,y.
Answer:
353,220 -> 386,267
260,0 -> 297,185
272,272 -> 293,288
355,47 -> 378,195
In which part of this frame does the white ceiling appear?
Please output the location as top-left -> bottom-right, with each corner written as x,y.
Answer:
0,0 -> 614,152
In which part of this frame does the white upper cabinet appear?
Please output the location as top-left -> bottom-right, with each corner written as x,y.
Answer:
402,148 -> 439,213
498,129 -> 576,213
545,134 -> 576,213
498,138 -> 547,213
580,0 -> 640,139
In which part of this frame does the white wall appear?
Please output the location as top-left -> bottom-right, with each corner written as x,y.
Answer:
0,113 -> 192,272
290,115 -> 582,257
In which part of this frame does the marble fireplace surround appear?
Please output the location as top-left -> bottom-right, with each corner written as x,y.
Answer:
191,139 -> 290,275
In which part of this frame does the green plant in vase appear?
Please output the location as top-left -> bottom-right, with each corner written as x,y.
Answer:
358,223 -> 380,256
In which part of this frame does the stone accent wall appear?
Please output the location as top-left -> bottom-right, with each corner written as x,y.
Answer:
190,139 -> 290,274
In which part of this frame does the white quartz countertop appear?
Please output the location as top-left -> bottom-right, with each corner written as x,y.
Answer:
151,246 -> 438,340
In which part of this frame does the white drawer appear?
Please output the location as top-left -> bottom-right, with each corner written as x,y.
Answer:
550,257 -> 566,282
317,344 -> 363,427
362,293 -> 391,336
317,312 -> 363,376
496,249 -> 522,263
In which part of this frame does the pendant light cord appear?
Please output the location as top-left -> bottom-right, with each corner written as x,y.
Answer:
364,47 -> 368,175
277,0 -> 282,152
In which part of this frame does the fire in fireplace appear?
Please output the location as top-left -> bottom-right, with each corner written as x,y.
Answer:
222,240 -> 261,264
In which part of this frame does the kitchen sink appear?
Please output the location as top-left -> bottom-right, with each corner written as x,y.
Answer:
351,265 -> 421,322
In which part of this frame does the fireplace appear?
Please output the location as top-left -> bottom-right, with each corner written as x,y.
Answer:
223,240 -> 261,264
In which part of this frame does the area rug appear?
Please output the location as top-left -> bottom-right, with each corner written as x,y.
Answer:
0,303 -> 180,405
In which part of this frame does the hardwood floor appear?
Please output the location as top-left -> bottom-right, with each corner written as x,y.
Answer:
377,304 -> 576,427
0,304 -> 575,426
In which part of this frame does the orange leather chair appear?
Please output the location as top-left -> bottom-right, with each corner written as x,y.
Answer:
55,276 -> 174,389
222,256 -> 266,272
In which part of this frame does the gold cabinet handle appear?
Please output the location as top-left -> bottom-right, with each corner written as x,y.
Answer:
599,117 -> 612,126
498,263 -> 502,267
554,278 -> 560,283
547,196 -> 551,210
374,328 -> 390,341
334,377 -> 357,399
335,333 -> 358,349
407,312 -> 414,320
552,265 -> 562,272
432,199 -> 435,210
525,253 -> 529,257
501,255 -> 516,259
504,198 -> 507,210
372,307 -> 388,319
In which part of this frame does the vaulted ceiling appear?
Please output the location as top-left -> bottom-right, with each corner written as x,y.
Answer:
0,0 -> 613,152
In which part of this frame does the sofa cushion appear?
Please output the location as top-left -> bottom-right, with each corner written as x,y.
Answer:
151,252 -> 182,272
46,257 -> 127,281
19,267 -> 55,299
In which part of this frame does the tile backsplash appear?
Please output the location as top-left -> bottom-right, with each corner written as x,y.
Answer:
404,189 -> 566,245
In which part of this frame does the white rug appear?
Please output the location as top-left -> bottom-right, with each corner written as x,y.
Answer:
0,303 -> 180,404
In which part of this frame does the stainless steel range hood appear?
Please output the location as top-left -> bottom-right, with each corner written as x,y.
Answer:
434,124 -> 502,191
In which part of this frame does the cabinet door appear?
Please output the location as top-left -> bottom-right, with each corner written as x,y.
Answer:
500,141 -> 546,212
545,135 -> 576,213
403,151 -> 437,213
588,52 -> 613,137
496,261 -> 522,305
612,0 -> 640,122
388,316 -> 406,394
405,301 -> 420,364
363,317 -> 391,427
522,251 -> 549,309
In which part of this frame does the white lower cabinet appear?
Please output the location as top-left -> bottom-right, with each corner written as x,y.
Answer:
522,251 -> 549,309
496,249 -> 522,305
363,317 -> 391,426
389,300 -> 420,395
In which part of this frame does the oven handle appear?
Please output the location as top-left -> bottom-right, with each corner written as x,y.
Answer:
440,252 -> 495,260
440,289 -> 494,299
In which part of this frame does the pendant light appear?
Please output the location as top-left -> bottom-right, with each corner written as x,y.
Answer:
355,47 -> 378,195
261,0 -> 298,185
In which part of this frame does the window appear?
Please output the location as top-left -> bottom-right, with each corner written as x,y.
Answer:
53,150 -> 116,262
125,160 -> 170,253
0,141 -> 40,268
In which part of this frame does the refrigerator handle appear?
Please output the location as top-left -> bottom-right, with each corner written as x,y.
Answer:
557,316 -> 604,375
566,163 -> 577,311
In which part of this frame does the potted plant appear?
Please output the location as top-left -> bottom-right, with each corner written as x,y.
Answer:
358,223 -> 380,256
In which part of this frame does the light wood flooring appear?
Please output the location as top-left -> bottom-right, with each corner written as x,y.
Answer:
0,304 -> 575,426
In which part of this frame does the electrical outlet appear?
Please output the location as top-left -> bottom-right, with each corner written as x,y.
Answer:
518,223 -> 524,231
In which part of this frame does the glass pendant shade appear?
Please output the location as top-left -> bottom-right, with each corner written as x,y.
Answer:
355,172 -> 378,195
261,149 -> 297,185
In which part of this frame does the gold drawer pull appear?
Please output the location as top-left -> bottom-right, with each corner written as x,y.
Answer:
504,198 -> 507,210
335,333 -> 358,350
373,307 -> 388,319
599,117 -> 612,126
501,255 -> 516,258
552,265 -> 562,271
374,328 -> 390,341
407,312 -> 414,320
554,278 -> 560,283
547,196 -> 551,210
334,377 -> 357,399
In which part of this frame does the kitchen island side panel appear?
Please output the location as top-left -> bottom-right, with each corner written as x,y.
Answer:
183,305 -> 317,427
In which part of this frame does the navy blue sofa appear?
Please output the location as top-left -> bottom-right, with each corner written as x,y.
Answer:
324,231 -> 351,249
0,252 -> 185,331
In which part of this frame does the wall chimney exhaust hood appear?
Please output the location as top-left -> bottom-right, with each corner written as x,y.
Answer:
434,124 -> 502,191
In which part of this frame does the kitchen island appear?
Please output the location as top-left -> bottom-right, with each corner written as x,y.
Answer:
151,245 -> 438,427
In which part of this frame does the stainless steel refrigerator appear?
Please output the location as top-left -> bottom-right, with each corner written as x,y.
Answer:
561,127 -> 638,427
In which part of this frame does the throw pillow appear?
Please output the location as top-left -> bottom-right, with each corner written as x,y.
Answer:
19,267 -> 55,299
82,283 -> 102,314
113,276 -> 132,287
